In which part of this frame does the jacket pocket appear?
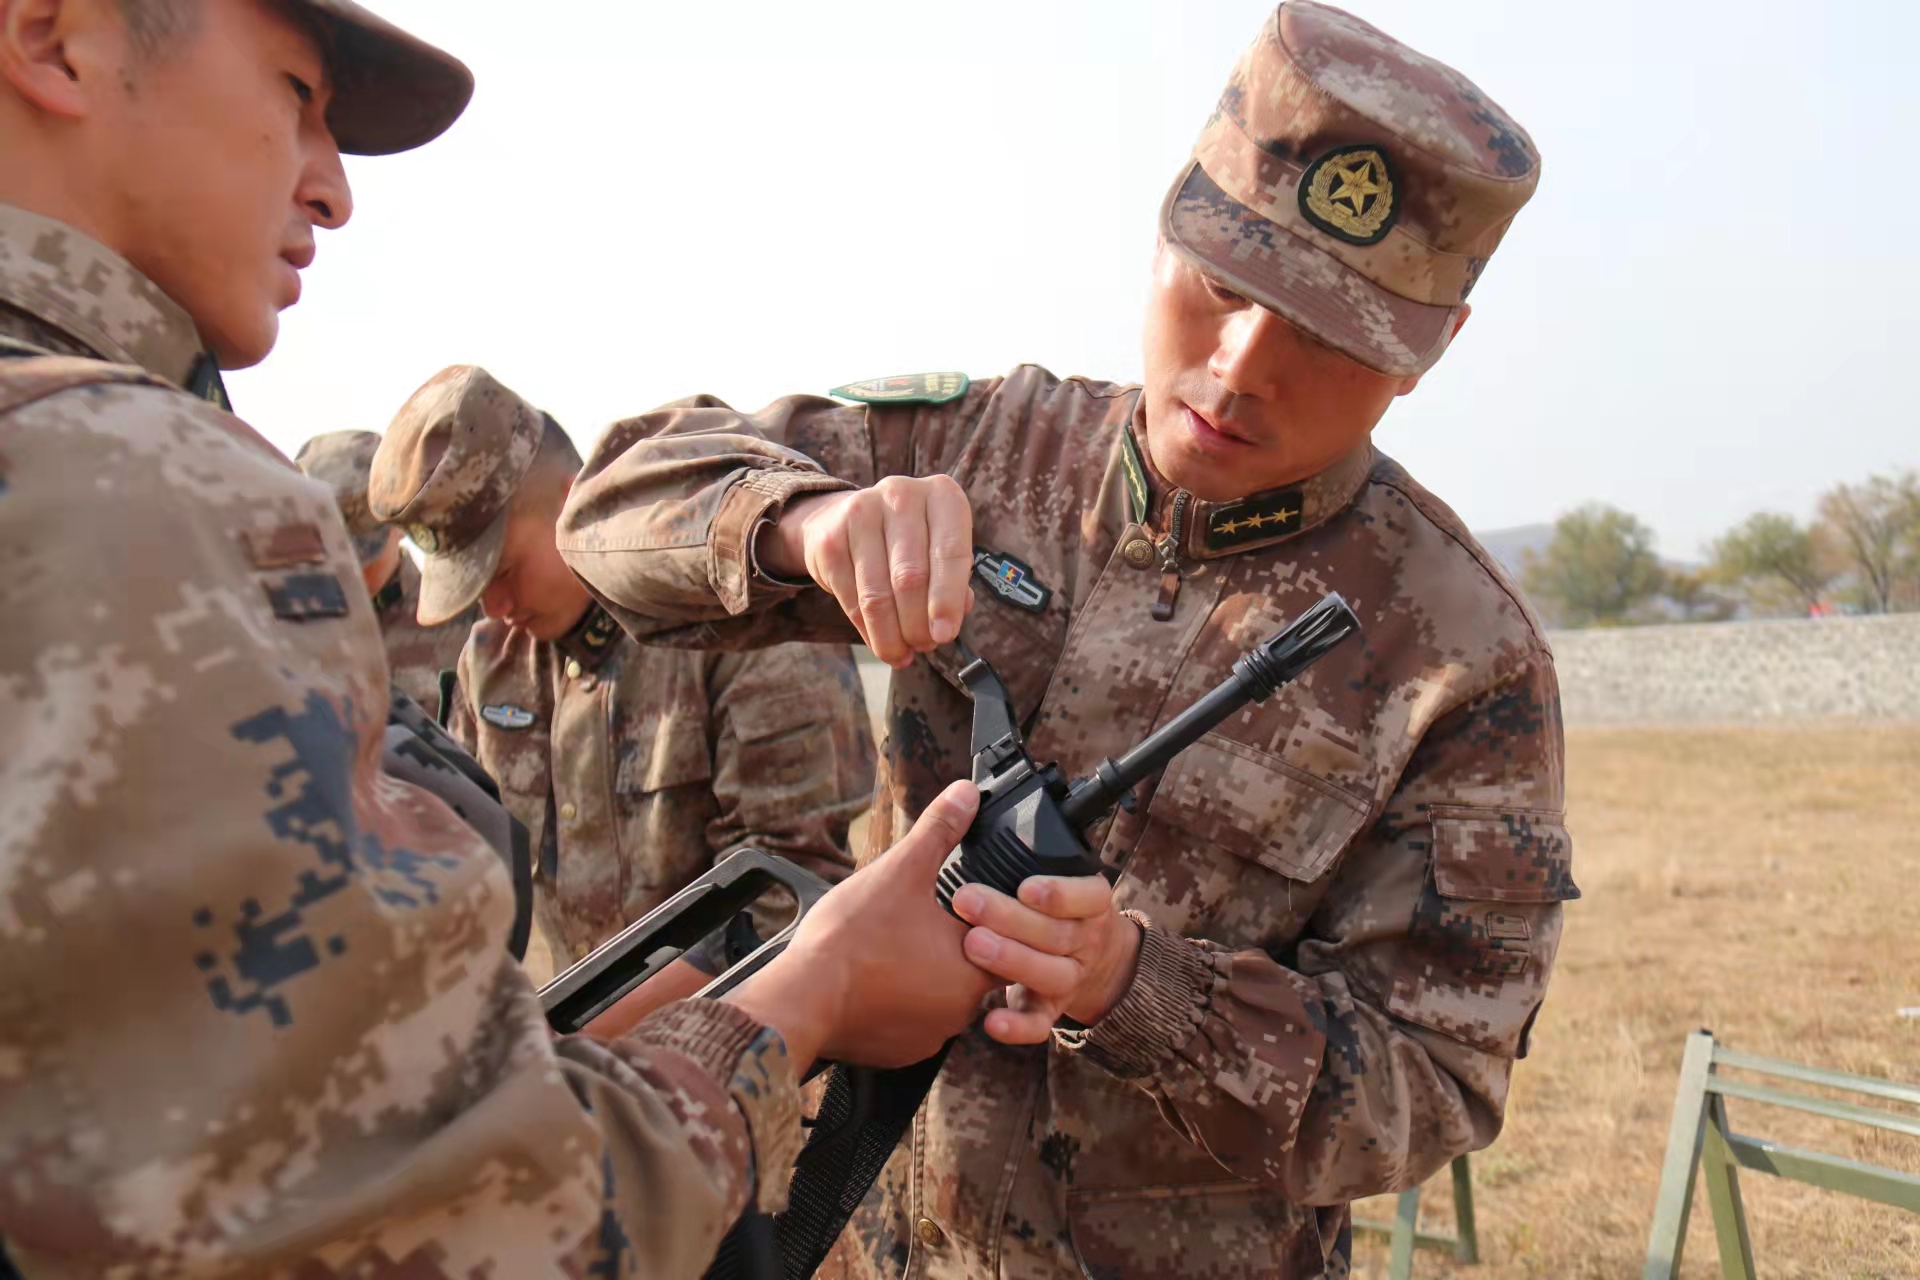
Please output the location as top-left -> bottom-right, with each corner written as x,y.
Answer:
1428,805 -> 1579,902
614,708 -> 714,795
1371,805 -> 1578,1055
1066,1182 -> 1331,1280
1149,734 -> 1369,883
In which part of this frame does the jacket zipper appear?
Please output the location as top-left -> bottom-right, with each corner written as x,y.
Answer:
1151,489 -> 1190,621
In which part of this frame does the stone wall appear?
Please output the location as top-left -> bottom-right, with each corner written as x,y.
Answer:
1549,614 -> 1920,726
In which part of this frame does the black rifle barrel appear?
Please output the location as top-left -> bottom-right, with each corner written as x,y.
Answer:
1058,593 -> 1360,829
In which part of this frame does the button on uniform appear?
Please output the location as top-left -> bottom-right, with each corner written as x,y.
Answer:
565,657 -> 583,680
915,1218 -> 945,1248
1122,535 -> 1156,569
560,802 -> 578,822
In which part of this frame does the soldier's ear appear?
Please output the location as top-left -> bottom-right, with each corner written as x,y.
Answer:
0,0 -> 111,119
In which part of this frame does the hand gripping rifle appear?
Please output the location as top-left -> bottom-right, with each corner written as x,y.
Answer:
545,593 -> 1360,1280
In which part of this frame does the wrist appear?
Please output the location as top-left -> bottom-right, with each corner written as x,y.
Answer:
755,492 -> 838,580
1070,913 -> 1145,1025
725,949 -> 842,1073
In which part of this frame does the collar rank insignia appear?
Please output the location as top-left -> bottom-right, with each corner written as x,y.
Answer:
1201,491 -> 1305,553
481,703 -> 536,730
972,547 -> 1051,614
578,605 -> 620,651
1298,145 -> 1399,246
405,522 -> 441,554
829,372 -> 970,406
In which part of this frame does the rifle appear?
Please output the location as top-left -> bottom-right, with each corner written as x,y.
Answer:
544,592 -> 1361,1279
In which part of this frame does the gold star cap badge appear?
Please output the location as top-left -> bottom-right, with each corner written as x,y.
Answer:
1298,146 -> 1399,246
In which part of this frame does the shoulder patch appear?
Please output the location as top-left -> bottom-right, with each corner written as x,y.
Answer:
481,703 -> 537,730
829,372 -> 969,406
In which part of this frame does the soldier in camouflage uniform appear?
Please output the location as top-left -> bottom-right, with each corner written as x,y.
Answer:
295,429 -> 477,720
557,4 -> 1576,1276
0,1 -> 997,1275
369,364 -> 877,970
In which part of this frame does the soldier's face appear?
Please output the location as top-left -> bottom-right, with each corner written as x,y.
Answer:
82,0 -> 354,369
1139,246 -> 1422,502
481,503 -> 593,642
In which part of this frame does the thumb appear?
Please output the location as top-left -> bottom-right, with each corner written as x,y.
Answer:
880,780 -> 980,877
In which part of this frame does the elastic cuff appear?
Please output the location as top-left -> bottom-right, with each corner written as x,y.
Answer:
1057,912 -> 1221,1079
709,469 -> 856,613
628,1000 -> 804,1213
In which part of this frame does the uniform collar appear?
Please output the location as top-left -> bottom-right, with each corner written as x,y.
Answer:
555,600 -> 624,670
1118,414 -> 1375,560
0,204 -> 226,407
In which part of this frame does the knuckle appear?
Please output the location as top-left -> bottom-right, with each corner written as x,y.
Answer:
890,561 -> 931,590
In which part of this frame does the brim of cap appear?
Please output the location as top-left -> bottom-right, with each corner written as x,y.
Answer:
1160,162 -> 1457,379
310,0 -> 475,156
415,506 -> 508,625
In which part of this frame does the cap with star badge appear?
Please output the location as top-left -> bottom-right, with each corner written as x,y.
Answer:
294,429 -> 393,565
1162,1 -> 1540,377
368,366 -> 544,626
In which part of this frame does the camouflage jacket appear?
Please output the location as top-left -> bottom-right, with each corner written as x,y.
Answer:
558,366 -> 1578,1280
375,552 -> 475,722
448,605 -> 875,965
0,203 -> 803,1279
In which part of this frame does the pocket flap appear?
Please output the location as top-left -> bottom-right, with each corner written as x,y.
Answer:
1151,735 -> 1369,882
1429,805 -> 1579,903
728,688 -> 820,742
615,712 -> 714,794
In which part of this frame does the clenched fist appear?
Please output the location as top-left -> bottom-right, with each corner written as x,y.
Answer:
759,475 -> 976,667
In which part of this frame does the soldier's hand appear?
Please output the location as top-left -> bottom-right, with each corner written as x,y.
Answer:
949,875 -> 1144,1045
726,781 -> 994,1070
761,476 -> 976,668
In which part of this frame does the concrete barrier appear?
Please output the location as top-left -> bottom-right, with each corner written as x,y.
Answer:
1549,614 -> 1920,727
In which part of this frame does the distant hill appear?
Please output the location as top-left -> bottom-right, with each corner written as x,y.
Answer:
1475,523 -> 1555,580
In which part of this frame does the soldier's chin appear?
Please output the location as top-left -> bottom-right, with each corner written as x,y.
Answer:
201,307 -> 279,372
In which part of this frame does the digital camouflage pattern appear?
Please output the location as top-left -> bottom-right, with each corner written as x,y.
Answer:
367,364 -> 545,628
295,429 -> 477,719
371,365 -> 876,966
1162,0 -> 1540,377
448,604 -> 877,964
0,202 -> 806,1278
557,360 -> 1576,1280
374,554 -> 478,721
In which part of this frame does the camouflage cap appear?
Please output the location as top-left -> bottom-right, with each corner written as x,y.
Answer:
293,429 -> 393,565
369,366 -> 542,626
296,1 -> 473,155
1162,1 -> 1540,378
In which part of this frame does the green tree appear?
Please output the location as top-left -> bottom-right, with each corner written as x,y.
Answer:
1708,512 -> 1833,616
1816,472 -> 1920,614
1522,504 -> 1665,628
1664,565 -> 1736,623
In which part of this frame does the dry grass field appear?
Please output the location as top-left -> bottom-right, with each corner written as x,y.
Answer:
1353,727 -> 1920,1280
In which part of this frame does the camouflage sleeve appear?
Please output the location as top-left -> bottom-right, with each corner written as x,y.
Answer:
0,384 -> 803,1278
557,384 -> 1000,650
449,632 -> 481,753
704,643 -> 879,901
1058,653 -> 1576,1204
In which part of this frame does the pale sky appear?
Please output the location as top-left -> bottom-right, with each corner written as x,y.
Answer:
228,0 -> 1919,562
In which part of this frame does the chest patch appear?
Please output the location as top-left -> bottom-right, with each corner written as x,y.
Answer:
481,703 -> 537,730
972,547 -> 1051,614
242,521 -> 328,570
262,572 -> 350,622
